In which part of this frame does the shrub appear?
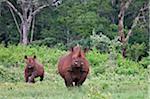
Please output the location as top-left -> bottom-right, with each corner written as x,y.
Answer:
90,32 -> 110,53
66,38 -> 91,49
90,32 -> 121,53
0,65 -> 23,82
126,43 -> 147,61
139,55 -> 150,68
31,37 -> 57,47
115,55 -> 144,75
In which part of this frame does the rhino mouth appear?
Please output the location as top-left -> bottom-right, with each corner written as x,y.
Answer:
70,66 -> 82,72
72,65 -> 82,69
27,65 -> 33,69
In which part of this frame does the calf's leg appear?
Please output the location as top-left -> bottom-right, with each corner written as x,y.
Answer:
40,75 -> 44,81
25,75 -> 28,82
28,71 -> 37,83
24,68 -> 29,82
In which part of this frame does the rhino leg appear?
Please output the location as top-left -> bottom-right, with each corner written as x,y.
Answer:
76,72 -> 88,86
64,72 -> 73,87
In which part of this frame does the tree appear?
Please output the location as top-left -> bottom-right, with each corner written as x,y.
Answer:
56,0 -> 110,43
118,0 -> 148,58
3,0 -> 57,45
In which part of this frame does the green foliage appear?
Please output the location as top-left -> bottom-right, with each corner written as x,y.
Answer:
0,66 -> 23,82
66,37 -> 91,49
129,28 -> 149,45
126,43 -> 147,61
0,45 -> 146,79
90,32 -> 111,53
87,48 -> 145,75
31,37 -> 57,47
90,33 -> 121,53
0,44 -> 65,69
139,53 -> 150,68
0,0 -> 149,61
116,56 -> 144,75
87,48 -> 109,75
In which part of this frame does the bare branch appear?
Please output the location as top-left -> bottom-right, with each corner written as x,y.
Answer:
124,0 -> 132,10
125,14 -> 140,42
111,0 -> 116,6
32,4 -> 49,16
118,0 -> 133,42
26,0 -> 32,11
27,8 -> 33,29
118,0 -> 132,18
125,5 -> 148,42
6,0 -> 23,21
8,5 -> 21,35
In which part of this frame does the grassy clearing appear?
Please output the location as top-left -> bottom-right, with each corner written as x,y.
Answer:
0,45 -> 148,99
0,71 -> 148,99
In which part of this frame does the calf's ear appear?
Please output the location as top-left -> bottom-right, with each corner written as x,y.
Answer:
33,55 -> 36,59
24,55 -> 27,59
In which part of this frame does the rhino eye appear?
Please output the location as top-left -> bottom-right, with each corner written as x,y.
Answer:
74,61 -> 78,65
81,62 -> 84,65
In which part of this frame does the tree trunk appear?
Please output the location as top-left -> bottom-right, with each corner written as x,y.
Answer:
118,7 -> 126,58
20,31 -> 23,43
66,29 -> 70,44
21,6 -> 29,45
30,16 -> 35,43
22,21 -> 28,45
118,0 -> 132,58
122,47 -> 126,58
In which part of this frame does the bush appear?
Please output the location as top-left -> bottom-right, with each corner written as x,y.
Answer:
0,65 -> 23,82
90,32 -> 110,53
31,37 -> 57,47
90,32 -> 121,53
115,55 -> 144,75
66,38 -> 91,49
126,43 -> 147,61
139,55 -> 150,68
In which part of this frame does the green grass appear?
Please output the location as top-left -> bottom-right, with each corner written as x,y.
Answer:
0,72 -> 148,99
0,45 -> 148,99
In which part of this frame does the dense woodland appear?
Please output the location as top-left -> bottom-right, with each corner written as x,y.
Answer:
0,0 -> 149,61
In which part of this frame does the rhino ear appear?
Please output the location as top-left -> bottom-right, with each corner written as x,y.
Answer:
24,55 -> 27,59
69,47 -> 74,52
33,55 -> 36,59
84,48 -> 89,53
